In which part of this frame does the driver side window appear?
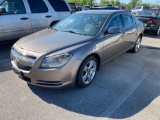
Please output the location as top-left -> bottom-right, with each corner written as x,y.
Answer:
0,0 -> 26,14
107,15 -> 123,30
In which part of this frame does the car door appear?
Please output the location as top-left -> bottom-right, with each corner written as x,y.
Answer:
26,0 -> 53,33
121,14 -> 137,49
102,14 -> 126,63
0,0 -> 32,42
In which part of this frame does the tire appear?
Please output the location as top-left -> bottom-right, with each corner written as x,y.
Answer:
152,27 -> 160,36
76,56 -> 97,88
130,36 -> 142,53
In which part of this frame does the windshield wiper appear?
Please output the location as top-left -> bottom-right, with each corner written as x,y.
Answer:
63,30 -> 89,36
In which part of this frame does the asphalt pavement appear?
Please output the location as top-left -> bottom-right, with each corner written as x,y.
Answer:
0,33 -> 160,120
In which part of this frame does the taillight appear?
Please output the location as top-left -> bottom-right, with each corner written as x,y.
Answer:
148,19 -> 158,23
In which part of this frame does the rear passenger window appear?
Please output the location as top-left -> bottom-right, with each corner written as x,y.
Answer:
122,14 -> 134,28
28,0 -> 48,13
48,0 -> 69,12
108,15 -> 123,29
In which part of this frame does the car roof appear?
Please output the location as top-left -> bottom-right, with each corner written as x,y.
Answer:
77,10 -> 124,15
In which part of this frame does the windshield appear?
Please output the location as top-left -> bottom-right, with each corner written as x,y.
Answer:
135,6 -> 142,9
137,10 -> 159,17
52,13 -> 108,36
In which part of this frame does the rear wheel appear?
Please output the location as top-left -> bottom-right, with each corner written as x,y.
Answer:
130,36 -> 142,53
152,27 -> 160,36
76,56 -> 97,88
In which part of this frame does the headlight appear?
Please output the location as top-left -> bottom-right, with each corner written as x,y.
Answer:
41,53 -> 72,68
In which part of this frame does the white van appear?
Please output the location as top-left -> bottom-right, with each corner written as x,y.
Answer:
0,0 -> 71,43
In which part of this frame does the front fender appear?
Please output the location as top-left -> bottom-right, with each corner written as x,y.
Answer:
71,40 -> 103,62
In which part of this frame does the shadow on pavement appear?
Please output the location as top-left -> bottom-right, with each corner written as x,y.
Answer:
0,43 -> 13,72
143,31 -> 160,39
28,48 -> 160,119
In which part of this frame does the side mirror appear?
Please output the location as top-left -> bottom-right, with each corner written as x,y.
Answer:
106,27 -> 122,34
0,7 -> 6,15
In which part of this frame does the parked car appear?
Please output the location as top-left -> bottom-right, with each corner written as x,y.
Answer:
128,8 -> 133,12
76,6 -> 83,11
91,6 -> 119,10
82,5 -> 91,10
73,5 -> 90,12
136,9 -> 160,36
131,6 -> 150,15
93,4 -> 114,7
68,2 -> 76,13
115,6 -> 129,12
11,10 -> 144,88
0,0 -> 71,43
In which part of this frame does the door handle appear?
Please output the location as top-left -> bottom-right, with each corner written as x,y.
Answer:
20,17 -> 29,20
45,15 -> 52,18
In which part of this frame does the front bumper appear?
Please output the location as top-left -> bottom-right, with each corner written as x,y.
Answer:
11,47 -> 82,88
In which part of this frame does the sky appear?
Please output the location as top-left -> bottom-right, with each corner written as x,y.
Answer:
96,0 -> 159,4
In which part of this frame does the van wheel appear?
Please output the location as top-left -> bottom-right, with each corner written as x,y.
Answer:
76,56 -> 97,88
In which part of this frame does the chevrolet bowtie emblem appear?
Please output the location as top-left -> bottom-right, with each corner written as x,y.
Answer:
15,57 -> 19,62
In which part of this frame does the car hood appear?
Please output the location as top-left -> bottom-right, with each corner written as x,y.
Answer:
16,29 -> 93,53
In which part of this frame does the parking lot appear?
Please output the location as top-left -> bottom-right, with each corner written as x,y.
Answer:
0,33 -> 160,120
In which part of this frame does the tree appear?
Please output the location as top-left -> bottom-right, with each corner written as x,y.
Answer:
68,0 -> 159,8
110,0 -> 114,5
129,0 -> 142,8
115,0 -> 120,6
100,0 -> 109,4
106,0 -> 109,4
86,0 -> 94,6
67,0 -> 94,6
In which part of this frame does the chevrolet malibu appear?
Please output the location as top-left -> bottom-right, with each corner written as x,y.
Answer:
11,10 -> 144,88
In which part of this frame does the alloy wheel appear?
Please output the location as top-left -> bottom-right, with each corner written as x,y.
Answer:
82,60 -> 97,85
135,37 -> 141,52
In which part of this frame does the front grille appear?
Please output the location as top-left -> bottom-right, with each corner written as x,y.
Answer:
14,48 -> 36,60
11,47 -> 37,70
17,62 -> 31,71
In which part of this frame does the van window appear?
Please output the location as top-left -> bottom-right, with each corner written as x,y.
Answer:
28,0 -> 48,13
48,0 -> 69,12
0,0 -> 26,14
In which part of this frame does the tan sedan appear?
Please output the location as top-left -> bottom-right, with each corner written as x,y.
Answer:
11,10 -> 144,88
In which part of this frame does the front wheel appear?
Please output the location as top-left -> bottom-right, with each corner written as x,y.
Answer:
76,56 -> 97,88
130,36 -> 142,53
